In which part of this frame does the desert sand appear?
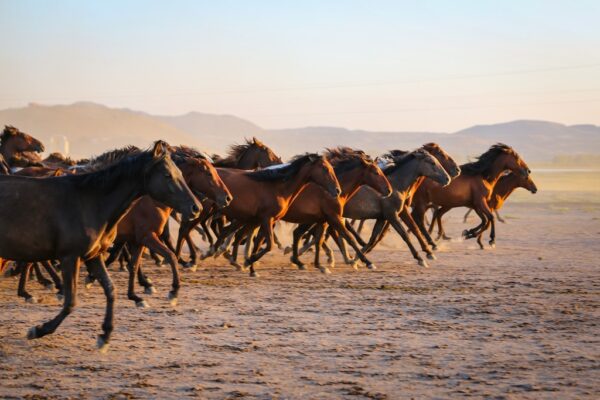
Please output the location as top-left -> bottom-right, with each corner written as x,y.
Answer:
0,198 -> 598,399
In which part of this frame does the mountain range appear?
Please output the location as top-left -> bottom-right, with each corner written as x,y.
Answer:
0,102 -> 598,163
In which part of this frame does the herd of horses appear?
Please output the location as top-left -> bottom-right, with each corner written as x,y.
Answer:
0,125 -> 536,351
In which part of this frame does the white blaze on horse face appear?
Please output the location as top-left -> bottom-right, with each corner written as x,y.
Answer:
263,162 -> 290,170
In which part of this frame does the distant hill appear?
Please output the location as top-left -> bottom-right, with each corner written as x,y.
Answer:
0,102 -> 598,163
0,102 -> 196,158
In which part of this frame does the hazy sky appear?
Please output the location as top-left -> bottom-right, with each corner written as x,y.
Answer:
1,0 -> 599,131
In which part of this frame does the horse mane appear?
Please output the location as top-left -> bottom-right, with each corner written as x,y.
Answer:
246,153 -> 320,182
325,147 -> 371,174
83,145 -> 142,172
170,145 -> 212,164
44,152 -> 77,166
381,149 -> 429,175
460,143 -> 520,179
64,149 -> 162,191
214,137 -> 260,167
0,125 -> 19,145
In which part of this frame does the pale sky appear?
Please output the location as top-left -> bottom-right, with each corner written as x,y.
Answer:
1,0 -> 599,132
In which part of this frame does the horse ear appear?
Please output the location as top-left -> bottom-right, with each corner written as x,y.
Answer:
152,140 -> 168,159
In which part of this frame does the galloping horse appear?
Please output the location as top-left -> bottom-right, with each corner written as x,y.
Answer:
429,171 -> 537,248
411,143 -> 531,248
209,154 -> 341,277
0,125 -> 45,168
108,151 -> 232,307
175,138 -> 283,268
342,149 -> 451,267
282,148 -> 392,273
0,141 -> 201,350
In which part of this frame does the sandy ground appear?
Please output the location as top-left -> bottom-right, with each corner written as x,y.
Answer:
0,200 -> 598,399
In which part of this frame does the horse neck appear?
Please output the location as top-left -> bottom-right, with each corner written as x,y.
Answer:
336,167 -> 365,200
486,157 -> 512,186
274,163 -> 315,203
0,139 -> 18,163
387,160 -> 422,196
83,176 -> 146,233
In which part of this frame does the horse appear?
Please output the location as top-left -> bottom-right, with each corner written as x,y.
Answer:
429,171 -> 537,248
0,125 -> 45,168
207,154 -> 341,277
348,143 -> 461,259
411,143 -> 531,248
105,151 -> 232,308
0,141 -> 201,350
341,149 -> 451,267
281,148 -> 392,273
174,138 -> 283,268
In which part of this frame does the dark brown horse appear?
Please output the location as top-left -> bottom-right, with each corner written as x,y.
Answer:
0,125 -> 45,168
429,171 -> 537,248
175,138 -> 283,268
208,154 -> 341,277
282,148 -> 392,273
0,141 -> 201,350
411,143 -> 531,248
108,152 -> 232,307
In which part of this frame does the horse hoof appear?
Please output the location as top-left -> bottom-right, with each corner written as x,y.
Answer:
462,230 -> 469,237
136,300 -> 149,308
44,283 -> 55,290
297,264 -> 307,271
144,286 -> 157,295
283,246 -> 292,255
489,242 -> 496,248
427,253 -> 437,260
26,296 -> 38,304
367,263 -> 377,270
185,264 -> 198,272
168,296 -> 178,307
27,326 -> 38,340
249,271 -> 260,278
56,293 -> 64,301
319,267 -> 332,274
418,259 -> 430,268
431,244 -> 438,251
97,336 -> 110,353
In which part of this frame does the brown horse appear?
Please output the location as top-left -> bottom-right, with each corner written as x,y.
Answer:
208,154 -> 341,277
282,148 -> 392,273
429,171 -> 538,248
0,141 -> 201,350
0,125 -> 45,168
411,143 -> 531,248
108,153 -> 232,307
341,149 -> 451,267
174,138 -> 283,268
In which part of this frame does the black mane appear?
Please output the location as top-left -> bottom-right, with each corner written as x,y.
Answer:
460,143 -> 519,179
325,147 -> 370,175
246,153 -> 320,182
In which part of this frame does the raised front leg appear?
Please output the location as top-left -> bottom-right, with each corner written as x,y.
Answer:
28,256 -> 80,340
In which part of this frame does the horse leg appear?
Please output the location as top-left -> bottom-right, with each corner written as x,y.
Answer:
41,260 -> 63,299
28,256 -> 81,340
357,219 -> 366,235
144,233 -> 181,306
160,219 -> 177,254
17,262 -> 36,303
361,218 -> 386,254
149,249 -> 163,266
495,209 -> 505,223
84,256 -> 115,352
328,216 -> 377,270
344,219 -> 367,247
411,205 -> 438,250
126,244 -> 147,307
32,262 -> 53,289
387,213 -> 429,268
245,219 -> 275,278
137,264 -> 155,294
400,207 -> 436,260
227,227 -> 250,270
291,224 -> 311,270
432,206 -> 452,241
464,208 -> 473,223
312,223 -> 330,274
119,244 -> 131,271
104,241 -> 126,269
463,200 -> 491,240
328,228 -> 357,269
